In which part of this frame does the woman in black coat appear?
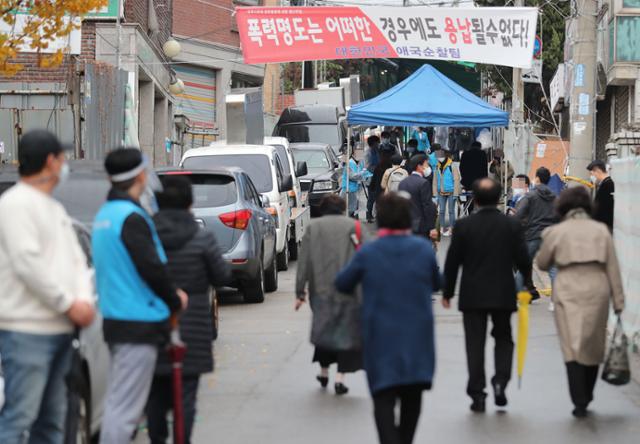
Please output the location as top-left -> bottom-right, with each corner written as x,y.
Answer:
147,175 -> 231,444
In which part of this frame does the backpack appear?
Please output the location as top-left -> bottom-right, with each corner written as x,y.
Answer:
387,167 -> 408,193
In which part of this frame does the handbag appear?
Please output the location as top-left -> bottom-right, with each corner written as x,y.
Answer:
601,315 -> 631,386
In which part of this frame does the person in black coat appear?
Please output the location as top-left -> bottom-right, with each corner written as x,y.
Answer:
587,160 -> 614,232
443,178 -> 532,413
398,154 -> 438,240
459,141 -> 488,190
146,175 -> 231,444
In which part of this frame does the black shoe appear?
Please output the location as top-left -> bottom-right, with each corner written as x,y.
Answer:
572,406 -> 588,418
470,398 -> 486,413
530,288 -> 541,302
316,375 -> 329,388
335,383 -> 349,396
493,383 -> 508,407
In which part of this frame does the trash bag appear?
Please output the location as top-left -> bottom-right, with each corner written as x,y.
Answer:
601,315 -> 631,386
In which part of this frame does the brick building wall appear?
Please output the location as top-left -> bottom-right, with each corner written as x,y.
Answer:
126,0 -> 172,47
173,0 -> 239,47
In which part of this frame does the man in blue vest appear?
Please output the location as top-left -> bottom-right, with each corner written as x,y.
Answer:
92,149 -> 188,444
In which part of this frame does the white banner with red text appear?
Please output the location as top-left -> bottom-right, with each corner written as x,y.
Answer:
236,6 -> 538,68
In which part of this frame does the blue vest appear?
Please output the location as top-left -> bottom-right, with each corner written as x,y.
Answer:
92,200 -> 170,322
436,160 -> 455,194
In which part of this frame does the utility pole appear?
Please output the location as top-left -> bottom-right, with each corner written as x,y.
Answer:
511,0 -> 525,125
567,0 -> 598,178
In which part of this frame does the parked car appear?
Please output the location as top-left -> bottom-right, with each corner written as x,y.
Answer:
0,162 -> 110,443
264,136 -> 310,260
157,168 -> 278,303
289,143 -> 343,217
181,144 -> 295,272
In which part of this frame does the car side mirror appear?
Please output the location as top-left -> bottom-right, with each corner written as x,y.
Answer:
295,161 -> 308,177
260,195 -> 270,208
279,174 -> 294,193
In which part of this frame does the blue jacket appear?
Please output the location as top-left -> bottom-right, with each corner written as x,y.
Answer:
93,196 -> 175,343
342,158 -> 368,194
411,130 -> 431,152
435,159 -> 455,194
335,235 -> 439,394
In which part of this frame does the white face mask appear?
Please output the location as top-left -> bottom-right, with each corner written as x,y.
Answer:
590,175 -> 597,184
437,157 -> 445,163
513,188 -> 525,197
58,162 -> 70,185
423,166 -> 432,177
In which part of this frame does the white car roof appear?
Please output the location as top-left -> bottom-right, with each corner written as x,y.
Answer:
182,144 -> 277,159
264,136 -> 289,147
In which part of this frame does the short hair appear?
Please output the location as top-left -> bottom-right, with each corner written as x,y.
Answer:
515,173 -> 530,187
471,141 -> 482,149
377,193 -> 412,230
587,159 -> 607,173
555,186 -> 592,219
18,130 -> 65,177
156,175 -> 193,210
390,154 -> 403,166
431,143 -> 442,152
367,135 -> 380,147
408,153 -> 428,172
381,131 -> 391,139
319,194 -> 346,216
473,178 -> 501,206
407,138 -> 418,148
535,166 -> 551,185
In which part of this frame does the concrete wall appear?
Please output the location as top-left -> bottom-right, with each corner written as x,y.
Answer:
610,156 -> 640,384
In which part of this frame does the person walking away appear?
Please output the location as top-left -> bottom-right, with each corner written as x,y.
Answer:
587,160 -> 615,232
398,154 -> 438,242
335,193 -> 439,444
146,175 -> 231,443
367,154 -> 393,223
536,187 -> 624,418
0,130 -> 96,444
366,136 -> 381,173
342,150 -> 368,219
405,139 -> 419,160
296,195 -> 366,395
488,149 -> 515,199
93,149 -> 188,444
411,127 -> 431,153
459,141 -> 488,190
514,167 -> 556,304
381,154 -> 409,194
443,178 -> 532,413
433,149 -> 461,237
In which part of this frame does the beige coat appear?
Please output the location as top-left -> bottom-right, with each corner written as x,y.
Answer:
536,209 -> 625,365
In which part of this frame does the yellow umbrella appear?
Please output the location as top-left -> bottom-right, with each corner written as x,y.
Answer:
517,291 -> 532,388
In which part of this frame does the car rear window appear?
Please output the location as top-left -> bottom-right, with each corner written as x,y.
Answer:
291,149 -> 331,174
184,174 -> 237,208
183,155 -> 273,193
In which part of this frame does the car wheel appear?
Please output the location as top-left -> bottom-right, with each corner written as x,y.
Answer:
288,236 -> 299,261
64,370 -> 92,444
211,290 -> 219,341
276,237 -> 289,271
264,247 -> 278,293
243,261 -> 265,303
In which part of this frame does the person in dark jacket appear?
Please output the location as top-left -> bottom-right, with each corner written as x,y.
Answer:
146,175 -> 231,444
296,195 -> 365,395
367,154 -> 393,223
514,167 -> 556,302
459,141 -> 488,190
335,193 -> 438,444
93,149 -> 188,444
443,178 -> 532,413
398,154 -> 438,241
587,159 -> 614,232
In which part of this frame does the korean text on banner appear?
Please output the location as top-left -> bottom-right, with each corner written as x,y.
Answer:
236,6 -> 538,68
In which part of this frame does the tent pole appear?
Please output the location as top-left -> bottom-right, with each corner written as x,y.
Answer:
346,125 -> 352,216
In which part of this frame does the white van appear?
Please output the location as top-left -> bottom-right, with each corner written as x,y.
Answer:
181,144 -> 294,270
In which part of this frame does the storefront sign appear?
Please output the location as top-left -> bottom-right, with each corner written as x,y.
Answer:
236,6 -> 538,68
550,63 -> 565,111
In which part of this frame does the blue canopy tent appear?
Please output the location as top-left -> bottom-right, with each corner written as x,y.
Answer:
347,64 -> 508,127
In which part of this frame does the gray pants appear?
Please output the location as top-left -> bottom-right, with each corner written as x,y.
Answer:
99,344 -> 158,444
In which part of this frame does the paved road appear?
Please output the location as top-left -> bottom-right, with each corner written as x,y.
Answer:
138,239 -> 640,444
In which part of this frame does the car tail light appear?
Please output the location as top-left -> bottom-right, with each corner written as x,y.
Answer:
219,209 -> 252,230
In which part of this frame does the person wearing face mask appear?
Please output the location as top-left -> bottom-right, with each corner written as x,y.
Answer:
92,148 -> 188,444
411,126 -> 431,153
507,174 -> 531,215
433,149 -> 461,237
0,130 -> 96,443
398,154 -> 438,241
587,160 -> 614,232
